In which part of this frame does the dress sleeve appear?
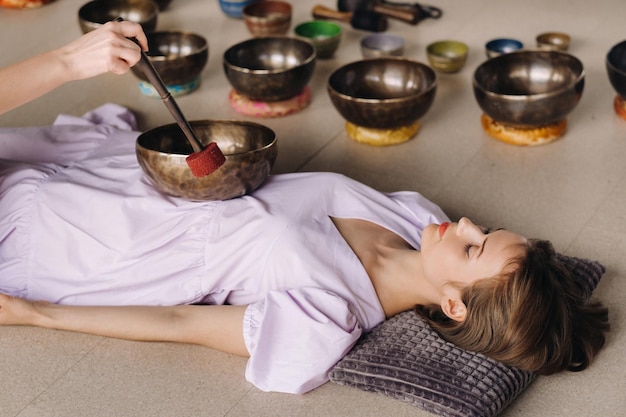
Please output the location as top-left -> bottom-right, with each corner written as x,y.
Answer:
243,288 -> 363,394
0,103 -> 137,164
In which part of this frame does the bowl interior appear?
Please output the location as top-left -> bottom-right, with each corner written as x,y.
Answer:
145,31 -> 207,60
79,0 -> 157,24
329,58 -> 435,101
223,37 -> 315,72
243,0 -> 291,19
474,50 -> 583,96
295,20 -> 341,39
138,121 -> 274,155
361,34 -> 404,52
536,32 -> 570,50
486,38 -> 523,53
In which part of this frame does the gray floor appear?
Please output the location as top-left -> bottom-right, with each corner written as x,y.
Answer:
1,0 -> 625,416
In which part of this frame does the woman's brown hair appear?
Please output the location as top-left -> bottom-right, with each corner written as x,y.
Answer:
415,239 -> 610,374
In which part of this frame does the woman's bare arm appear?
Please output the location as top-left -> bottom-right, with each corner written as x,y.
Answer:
0,20 -> 148,115
0,294 -> 249,357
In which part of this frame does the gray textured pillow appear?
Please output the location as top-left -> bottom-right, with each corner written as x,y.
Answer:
330,255 -> 605,417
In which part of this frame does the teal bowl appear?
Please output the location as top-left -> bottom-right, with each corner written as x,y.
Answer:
294,20 -> 342,59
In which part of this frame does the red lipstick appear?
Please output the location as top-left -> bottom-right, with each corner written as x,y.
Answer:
438,222 -> 450,238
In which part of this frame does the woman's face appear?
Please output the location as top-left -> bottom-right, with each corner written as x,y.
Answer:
420,217 -> 528,290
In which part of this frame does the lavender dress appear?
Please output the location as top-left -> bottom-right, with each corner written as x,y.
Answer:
0,104 -> 448,394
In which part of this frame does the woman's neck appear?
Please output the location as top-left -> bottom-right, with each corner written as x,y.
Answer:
330,217 -> 442,318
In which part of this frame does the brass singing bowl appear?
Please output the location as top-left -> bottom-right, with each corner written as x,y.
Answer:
130,31 -> 208,86
473,50 -> 585,127
536,32 -> 570,52
223,36 -> 316,102
607,40 -> 626,99
426,40 -> 468,73
327,58 -> 437,129
243,0 -> 292,36
78,0 -> 158,33
136,120 -> 277,201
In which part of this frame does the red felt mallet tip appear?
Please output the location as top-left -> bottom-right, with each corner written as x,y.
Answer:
185,142 -> 226,178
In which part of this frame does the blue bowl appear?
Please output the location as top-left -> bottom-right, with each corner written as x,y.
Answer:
485,38 -> 524,58
218,0 -> 260,18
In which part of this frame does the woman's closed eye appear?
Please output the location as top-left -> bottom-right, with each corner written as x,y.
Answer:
464,227 -> 496,256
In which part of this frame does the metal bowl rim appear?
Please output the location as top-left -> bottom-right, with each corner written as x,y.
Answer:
137,119 -> 277,157
606,40 -> 626,77
142,31 -> 209,62
242,0 -> 292,20
360,34 -> 405,51
426,40 -> 469,57
473,50 -> 585,100
223,36 -> 316,75
485,38 -> 524,49
536,32 -> 571,43
327,57 -> 437,104
78,0 -> 159,22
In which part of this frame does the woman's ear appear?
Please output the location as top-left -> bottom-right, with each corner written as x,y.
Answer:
440,296 -> 467,322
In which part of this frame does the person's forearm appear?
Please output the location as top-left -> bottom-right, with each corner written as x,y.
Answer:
0,50 -> 70,115
0,20 -> 147,116
33,303 -> 249,357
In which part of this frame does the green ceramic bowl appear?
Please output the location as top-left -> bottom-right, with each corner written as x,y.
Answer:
294,20 -> 341,59
426,40 -> 469,73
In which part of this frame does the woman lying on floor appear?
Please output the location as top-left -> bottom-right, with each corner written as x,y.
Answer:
0,23 -> 609,395
0,104 -> 609,393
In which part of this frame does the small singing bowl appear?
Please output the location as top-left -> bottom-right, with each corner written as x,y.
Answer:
294,20 -> 342,59
426,40 -> 469,73
360,34 -> 404,58
473,50 -> 585,127
136,120 -> 277,201
243,0 -> 292,36
78,0 -> 158,34
327,57 -> 437,130
485,38 -> 523,58
0,0 -> 53,8
219,0 -> 260,18
606,40 -> 626,99
223,36 -> 316,102
130,31 -> 208,96
536,32 -> 570,51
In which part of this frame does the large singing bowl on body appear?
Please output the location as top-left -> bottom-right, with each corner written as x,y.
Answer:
327,58 -> 437,129
473,50 -> 585,127
136,120 -> 277,201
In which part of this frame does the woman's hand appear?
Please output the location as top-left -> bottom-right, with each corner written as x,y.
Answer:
0,294 -> 249,357
0,21 -> 149,115
0,293 -> 46,326
55,20 -> 149,80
